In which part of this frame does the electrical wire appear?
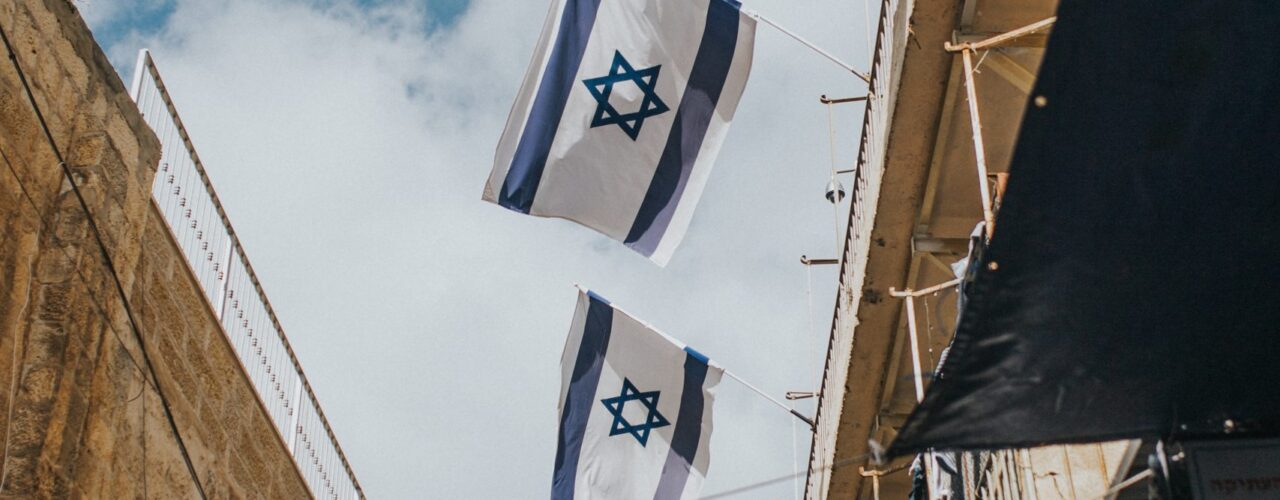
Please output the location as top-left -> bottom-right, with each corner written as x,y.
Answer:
0,141 -> 169,491
0,147 -> 31,487
0,148 -> 158,401
700,452 -> 877,499
0,21 -> 208,499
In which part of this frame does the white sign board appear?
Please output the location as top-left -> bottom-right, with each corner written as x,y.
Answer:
1187,439 -> 1280,499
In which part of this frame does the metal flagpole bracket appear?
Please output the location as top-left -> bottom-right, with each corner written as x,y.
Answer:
791,409 -> 817,431
819,94 -> 870,105
801,255 -> 839,266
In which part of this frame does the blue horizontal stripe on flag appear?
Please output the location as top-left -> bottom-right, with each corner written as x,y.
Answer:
551,294 -> 614,499
653,350 -> 711,499
625,0 -> 742,254
500,0 -> 604,213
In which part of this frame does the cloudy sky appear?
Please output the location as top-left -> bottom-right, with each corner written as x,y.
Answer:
76,0 -> 872,497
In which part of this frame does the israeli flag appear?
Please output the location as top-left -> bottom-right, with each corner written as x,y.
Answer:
553,289 -> 723,499
484,0 -> 756,266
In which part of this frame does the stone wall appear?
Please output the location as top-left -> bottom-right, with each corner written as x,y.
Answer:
0,0 -> 311,498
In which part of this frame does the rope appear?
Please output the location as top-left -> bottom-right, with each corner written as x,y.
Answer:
790,406 -> 800,500
0,21 -> 208,499
826,102 -> 844,258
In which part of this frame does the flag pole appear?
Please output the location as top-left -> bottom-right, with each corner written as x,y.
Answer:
724,369 -> 817,430
742,9 -> 872,84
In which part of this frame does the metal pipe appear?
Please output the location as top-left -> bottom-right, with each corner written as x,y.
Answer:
801,255 -> 840,266
903,296 -> 926,403
889,278 -> 962,298
902,295 -> 938,500
819,94 -> 870,105
961,48 -> 997,240
1095,468 -> 1153,500
945,16 -> 1056,52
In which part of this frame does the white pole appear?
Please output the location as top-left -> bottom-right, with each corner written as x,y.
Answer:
1095,468 -> 1154,500
903,296 -> 927,403
903,295 -> 939,500
724,369 -> 816,430
891,278 -> 962,299
962,48 -> 997,240
742,9 -> 872,83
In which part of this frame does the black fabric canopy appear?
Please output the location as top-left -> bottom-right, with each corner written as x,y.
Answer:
889,0 -> 1280,456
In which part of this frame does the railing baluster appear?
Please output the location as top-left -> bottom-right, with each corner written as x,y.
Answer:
129,50 -> 363,500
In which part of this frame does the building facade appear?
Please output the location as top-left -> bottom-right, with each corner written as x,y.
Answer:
806,0 -> 1141,498
0,1 -> 359,497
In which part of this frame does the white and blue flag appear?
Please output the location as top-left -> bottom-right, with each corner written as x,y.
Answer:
553,289 -> 723,499
484,0 -> 756,266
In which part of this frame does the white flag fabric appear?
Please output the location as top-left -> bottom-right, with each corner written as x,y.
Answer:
553,289 -> 723,499
484,0 -> 756,266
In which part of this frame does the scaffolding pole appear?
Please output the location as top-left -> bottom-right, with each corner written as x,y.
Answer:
960,47 -> 997,241
890,279 -> 963,500
945,17 -> 1058,241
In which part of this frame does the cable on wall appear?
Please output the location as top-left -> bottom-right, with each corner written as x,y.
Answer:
0,20 -> 208,500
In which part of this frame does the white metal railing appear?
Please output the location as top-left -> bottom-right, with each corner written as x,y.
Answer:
805,0 -> 913,497
129,50 -> 364,500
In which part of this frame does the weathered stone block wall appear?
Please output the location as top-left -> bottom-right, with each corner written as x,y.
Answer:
0,1 -> 311,498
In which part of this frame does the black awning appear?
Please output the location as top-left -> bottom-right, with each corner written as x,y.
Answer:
889,0 -> 1280,456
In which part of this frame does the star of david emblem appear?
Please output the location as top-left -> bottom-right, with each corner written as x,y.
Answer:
582,51 -> 670,141
600,378 -> 670,446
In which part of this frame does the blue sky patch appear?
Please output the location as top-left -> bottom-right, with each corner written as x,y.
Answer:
82,0 -> 472,80
356,0 -> 471,30
84,0 -> 177,52
85,0 -> 470,53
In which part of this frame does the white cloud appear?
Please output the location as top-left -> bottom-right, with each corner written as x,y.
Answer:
95,0 -> 872,497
